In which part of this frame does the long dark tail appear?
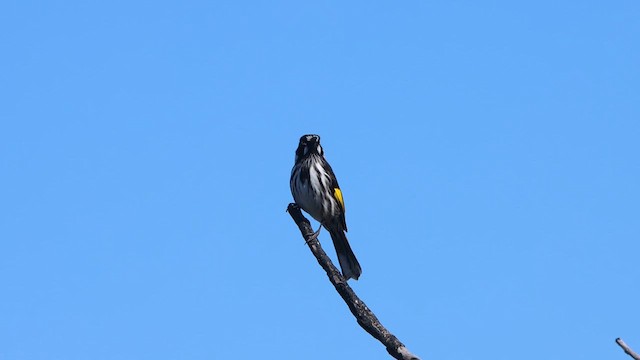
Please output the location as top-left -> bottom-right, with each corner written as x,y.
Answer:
328,227 -> 362,280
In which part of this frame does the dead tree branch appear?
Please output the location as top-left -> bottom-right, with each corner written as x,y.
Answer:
617,338 -> 640,360
287,203 -> 420,360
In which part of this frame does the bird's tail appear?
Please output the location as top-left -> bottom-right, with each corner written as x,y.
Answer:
328,227 -> 362,280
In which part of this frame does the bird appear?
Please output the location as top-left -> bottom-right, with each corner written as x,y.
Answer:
290,134 -> 362,280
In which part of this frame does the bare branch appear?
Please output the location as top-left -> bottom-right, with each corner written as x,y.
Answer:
617,338 -> 640,360
287,203 -> 420,360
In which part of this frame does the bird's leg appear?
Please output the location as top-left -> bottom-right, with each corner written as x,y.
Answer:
305,224 -> 323,245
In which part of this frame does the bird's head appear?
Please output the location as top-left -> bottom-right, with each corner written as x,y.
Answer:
295,134 -> 323,162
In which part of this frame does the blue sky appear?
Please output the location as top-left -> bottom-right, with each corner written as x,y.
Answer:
1,1 -> 639,359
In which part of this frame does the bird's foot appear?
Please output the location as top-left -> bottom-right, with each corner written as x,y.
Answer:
304,225 -> 322,245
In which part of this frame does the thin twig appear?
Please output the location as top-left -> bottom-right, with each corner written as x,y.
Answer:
287,203 -> 420,360
617,338 -> 640,360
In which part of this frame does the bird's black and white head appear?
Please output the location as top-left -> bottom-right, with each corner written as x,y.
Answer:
295,134 -> 323,163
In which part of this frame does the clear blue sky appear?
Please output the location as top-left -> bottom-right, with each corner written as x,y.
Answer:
1,1 -> 639,359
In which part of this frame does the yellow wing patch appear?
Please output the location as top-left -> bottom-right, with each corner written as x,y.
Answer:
333,187 -> 345,211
